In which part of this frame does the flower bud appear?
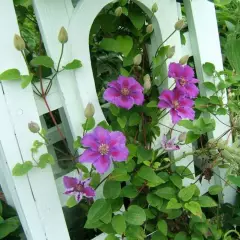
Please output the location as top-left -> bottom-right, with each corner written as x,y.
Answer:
84,103 -> 95,119
115,7 -> 123,17
179,55 -> 189,65
143,74 -> 151,82
14,34 -> 25,51
146,24 -> 153,34
58,27 -> 68,44
152,3 -> 158,13
166,46 -> 175,58
175,19 -> 185,31
178,132 -> 187,142
28,121 -> 40,133
144,79 -> 151,91
133,54 -> 142,66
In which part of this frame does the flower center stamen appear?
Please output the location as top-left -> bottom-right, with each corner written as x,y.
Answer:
75,184 -> 84,192
98,143 -> 109,155
179,78 -> 187,86
173,100 -> 179,109
121,88 -> 130,96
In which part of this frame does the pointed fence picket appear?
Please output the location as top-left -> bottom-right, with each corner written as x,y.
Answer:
0,0 -> 235,239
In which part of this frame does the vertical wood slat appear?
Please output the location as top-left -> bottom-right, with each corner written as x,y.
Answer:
0,1 -> 70,239
184,0 -> 235,203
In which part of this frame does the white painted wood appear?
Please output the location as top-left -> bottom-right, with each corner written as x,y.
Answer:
0,1 -> 70,239
33,0 -> 86,140
184,0 -> 235,203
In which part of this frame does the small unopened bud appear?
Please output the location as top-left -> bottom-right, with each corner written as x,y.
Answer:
28,122 -> 40,133
179,55 -> 189,65
144,79 -> 151,91
175,19 -> 185,31
143,74 -> 151,82
152,3 -> 158,13
115,7 -> 123,17
166,46 -> 175,58
14,34 -> 25,51
146,24 -> 153,34
84,103 -> 95,119
133,54 -> 142,66
178,132 -> 187,142
58,27 -> 68,44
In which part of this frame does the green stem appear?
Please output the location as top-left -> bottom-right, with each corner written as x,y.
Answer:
224,230 -> 240,239
154,30 -> 176,57
94,174 -> 110,190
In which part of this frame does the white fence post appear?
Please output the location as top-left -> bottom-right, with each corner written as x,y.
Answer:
0,1 -> 70,239
184,0 -> 235,203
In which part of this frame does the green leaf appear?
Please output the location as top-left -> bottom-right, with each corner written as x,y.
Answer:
185,131 -> 200,144
174,232 -> 188,240
73,136 -> 82,150
66,196 -> 77,208
147,193 -> 163,208
125,226 -> 146,240
0,201 -> 2,215
147,101 -> 157,108
176,166 -> 194,179
112,215 -> 126,234
125,159 -> 136,172
117,116 -> 127,128
63,59 -> 82,70
121,185 -> 138,198
120,67 -> 129,76
216,107 -> 227,115
100,36 -> 133,56
203,62 -> 215,76
87,199 -> 111,222
108,198 -> 123,212
105,234 -> 118,240
12,161 -> 33,176
82,117 -> 95,131
191,233 -> 204,240
129,112 -> 141,126
209,96 -> 221,105
137,146 -> 152,163
178,184 -> 196,202
0,217 -> 20,239
152,231 -> 168,240
124,205 -> 146,225
155,187 -> 176,200
21,74 -> 33,88
101,205 -> 112,224
128,10 -> 146,30
203,82 -> 217,92
184,201 -> 202,217
76,163 -> 88,173
109,104 -> 120,116
198,196 -> 217,207
228,175 -> 240,187
90,172 -> 101,188
178,120 -> 193,129
103,180 -> 121,199
119,0 -> 128,6
97,120 -> 112,131
0,69 -> 20,80
38,153 -> 55,169
157,219 -> 168,236
170,174 -> 182,189
30,56 -> 54,68
166,198 -> 182,209
208,185 -> 223,195
218,80 -> 228,90
111,168 -> 130,181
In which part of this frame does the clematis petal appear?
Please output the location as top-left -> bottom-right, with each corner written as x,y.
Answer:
103,88 -> 121,103
108,80 -> 121,90
170,109 -> 182,124
183,65 -> 194,79
130,91 -> 144,105
116,96 -> 134,109
75,192 -> 82,203
83,187 -> 95,198
79,149 -> 101,163
109,131 -> 126,148
184,83 -> 199,98
158,99 -> 172,109
168,62 -> 183,78
159,90 -> 174,105
93,155 -> 111,174
63,176 -> 78,189
82,133 -> 99,150
177,107 -> 195,120
94,126 -> 111,144
179,97 -> 194,108
111,146 -> 129,162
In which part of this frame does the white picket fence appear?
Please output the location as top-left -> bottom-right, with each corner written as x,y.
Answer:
0,0 -> 236,239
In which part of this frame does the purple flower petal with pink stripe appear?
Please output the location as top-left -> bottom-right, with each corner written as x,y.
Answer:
104,76 -> 144,109
79,126 -> 129,174
161,135 -> 180,151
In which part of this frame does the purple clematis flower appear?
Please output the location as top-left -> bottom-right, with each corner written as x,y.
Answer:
161,135 -> 180,151
168,62 -> 199,98
63,174 -> 95,202
79,126 -> 129,174
103,76 -> 144,109
158,88 -> 195,124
